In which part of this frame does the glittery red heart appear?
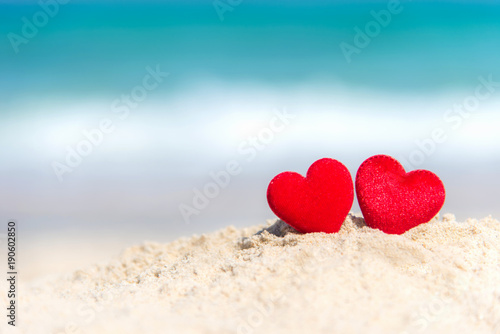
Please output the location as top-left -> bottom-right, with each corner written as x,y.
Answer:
355,155 -> 445,234
267,158 -> 354,233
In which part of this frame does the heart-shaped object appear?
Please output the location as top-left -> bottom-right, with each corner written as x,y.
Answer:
355,155 -> 445,234
267,158 -> 354,233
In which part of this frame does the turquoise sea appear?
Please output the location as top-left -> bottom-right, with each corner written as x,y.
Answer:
1,0 -> 499,239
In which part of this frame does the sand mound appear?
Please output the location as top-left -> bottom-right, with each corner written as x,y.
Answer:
9,214 -> 500,334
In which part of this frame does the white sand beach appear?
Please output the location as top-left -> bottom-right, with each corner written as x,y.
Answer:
4,213 -> 500,334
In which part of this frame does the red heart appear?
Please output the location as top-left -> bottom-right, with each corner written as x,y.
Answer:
355,155 -> 446,234
267,158 -> 354,233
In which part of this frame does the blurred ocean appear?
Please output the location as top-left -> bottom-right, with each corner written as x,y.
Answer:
1,0 -> 500,243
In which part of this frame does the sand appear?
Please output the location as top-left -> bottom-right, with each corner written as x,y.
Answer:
3,213 -> 500,334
